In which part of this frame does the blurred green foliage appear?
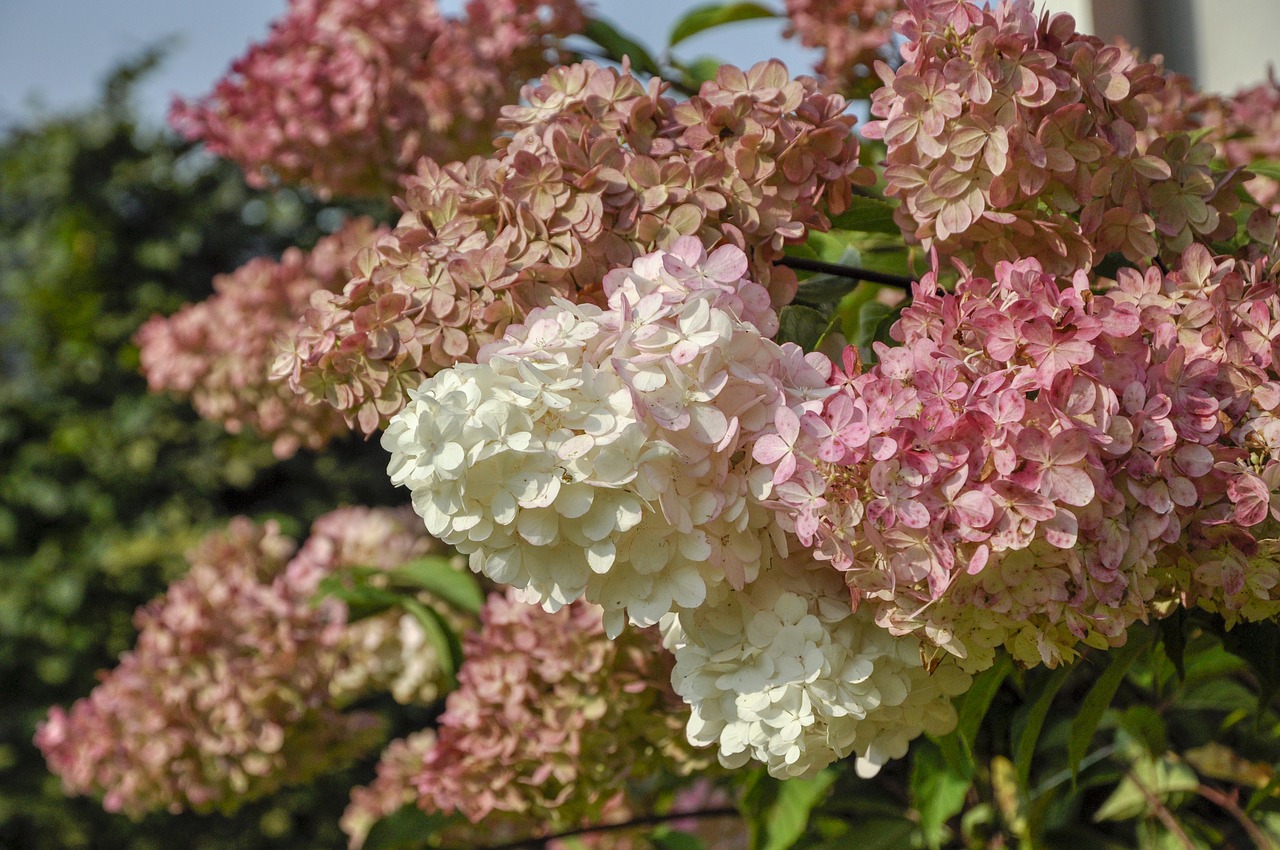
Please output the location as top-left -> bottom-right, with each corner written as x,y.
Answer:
0,52 -> 398,849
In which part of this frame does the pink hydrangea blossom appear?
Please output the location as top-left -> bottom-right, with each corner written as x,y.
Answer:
754,245 -> 1280,671
35,507 -> 448,817
170,0 -> 585,197
783,0 -> 900,93
137,218 -> 378,458
283,60 -> 872,433
863,0 -> 1242,276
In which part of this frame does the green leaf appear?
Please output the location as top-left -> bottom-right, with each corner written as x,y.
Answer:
1222,619 -> 1280,710
1094,756 -> 1198,823
649,829 -> 708,850
936,654 -> 1012,778
400,596 -> 463,687
761,771 -> 837,850
1247,160 -> 1280,182
315,572 -> 401,621
1013,666 -> 1072,788
1068,628 -> 1154,780
1158,607 -> 1187,681
809,818 -> 917,850
581,18 -> 663,77
911,739 -> 973,849
828,196 -> 901,235
391,556 -> 484,614
363,805 -> 447,850
669,2 -> 777,47
683,56 -> 725,86
777,304 -> 833,353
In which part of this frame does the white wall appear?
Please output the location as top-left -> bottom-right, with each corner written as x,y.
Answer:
1088,0 -> 1280,94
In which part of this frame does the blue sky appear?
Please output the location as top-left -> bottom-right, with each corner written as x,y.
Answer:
0,0 -> 818,127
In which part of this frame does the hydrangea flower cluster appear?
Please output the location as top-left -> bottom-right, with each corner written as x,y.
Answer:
170,0 -> 585,197
753,245 -> 1280,671
34,519 -> 381,817
384,240 -> 971,777
35,507 -> 449,817
282,59 -> 871,433
782,0 -> 899,93
137,218 -> 378,458
290,505 -> 464,706
341,590 -> 698,847
663,546 -> 971,779
863,0 -> 1241,276
1197,74 -> 1280,208
411,591 -> 697,829
382,238 -> 827,638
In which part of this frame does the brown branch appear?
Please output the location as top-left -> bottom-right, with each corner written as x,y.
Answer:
1127,769 -> 1198,850
480,806 -> 741,850
774,256 -> 917,289
1195,783 -> 1275,849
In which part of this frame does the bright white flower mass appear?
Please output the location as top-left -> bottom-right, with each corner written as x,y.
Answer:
383,239 -> 967,777
382,238 -> 822,635
663,548 -> 971,779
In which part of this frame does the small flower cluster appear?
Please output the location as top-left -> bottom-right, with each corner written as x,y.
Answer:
340,590 -> 697,848
35,507 -> 447,817
382,239 -> 827,637
864,0 -> 1241,276
137,218 -> 378,458
284,59 -> 871,433
170,0 -> 585,197
753,245 -> 1280,671
291,505 -> 463,706
413,591 -> 697,828
34,519 -> 380,817
663,545 -> 971,779
782,0 -> 899,93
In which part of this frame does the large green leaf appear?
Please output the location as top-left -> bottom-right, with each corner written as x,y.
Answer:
391,556 -> 484,614
828,197 -> 902,235
581,18 -> 663,77
400,596 -> 464,687
936,654 -> 1013,778
1068,628 -> 1154,780
761,771 -> 837,850
911,739 -> 972,849
777,304 -> 834,353
363,805 -> 448,850
1247,160 -> 1280,182
1221,619 -> 1280,710
669,2 -> 778,47
1013,666 -> 1072,788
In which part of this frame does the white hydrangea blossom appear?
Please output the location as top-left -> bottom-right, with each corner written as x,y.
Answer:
382,240 -> 827,636
662,551 -> 972,779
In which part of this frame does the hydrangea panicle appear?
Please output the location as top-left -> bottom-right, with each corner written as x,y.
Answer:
137,218 -> 379,458
286,59 -> 872,433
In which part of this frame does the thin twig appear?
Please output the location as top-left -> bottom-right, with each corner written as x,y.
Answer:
1127,768 -> 1198,850
1195,783 -> 1275,849
479,806 -> 741,850
774,256 -> 917,289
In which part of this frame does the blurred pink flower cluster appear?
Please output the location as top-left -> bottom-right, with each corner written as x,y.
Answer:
341,590 -> 700,848
863,0 -> 1241,276
279,59 -> 872,434
35,507 -> 446,817
753,244 -> 1280,670
170,0 -> 585,198
783,0 -> 899,92
136,218 -> 379,458
1199,74 -> 1280,208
